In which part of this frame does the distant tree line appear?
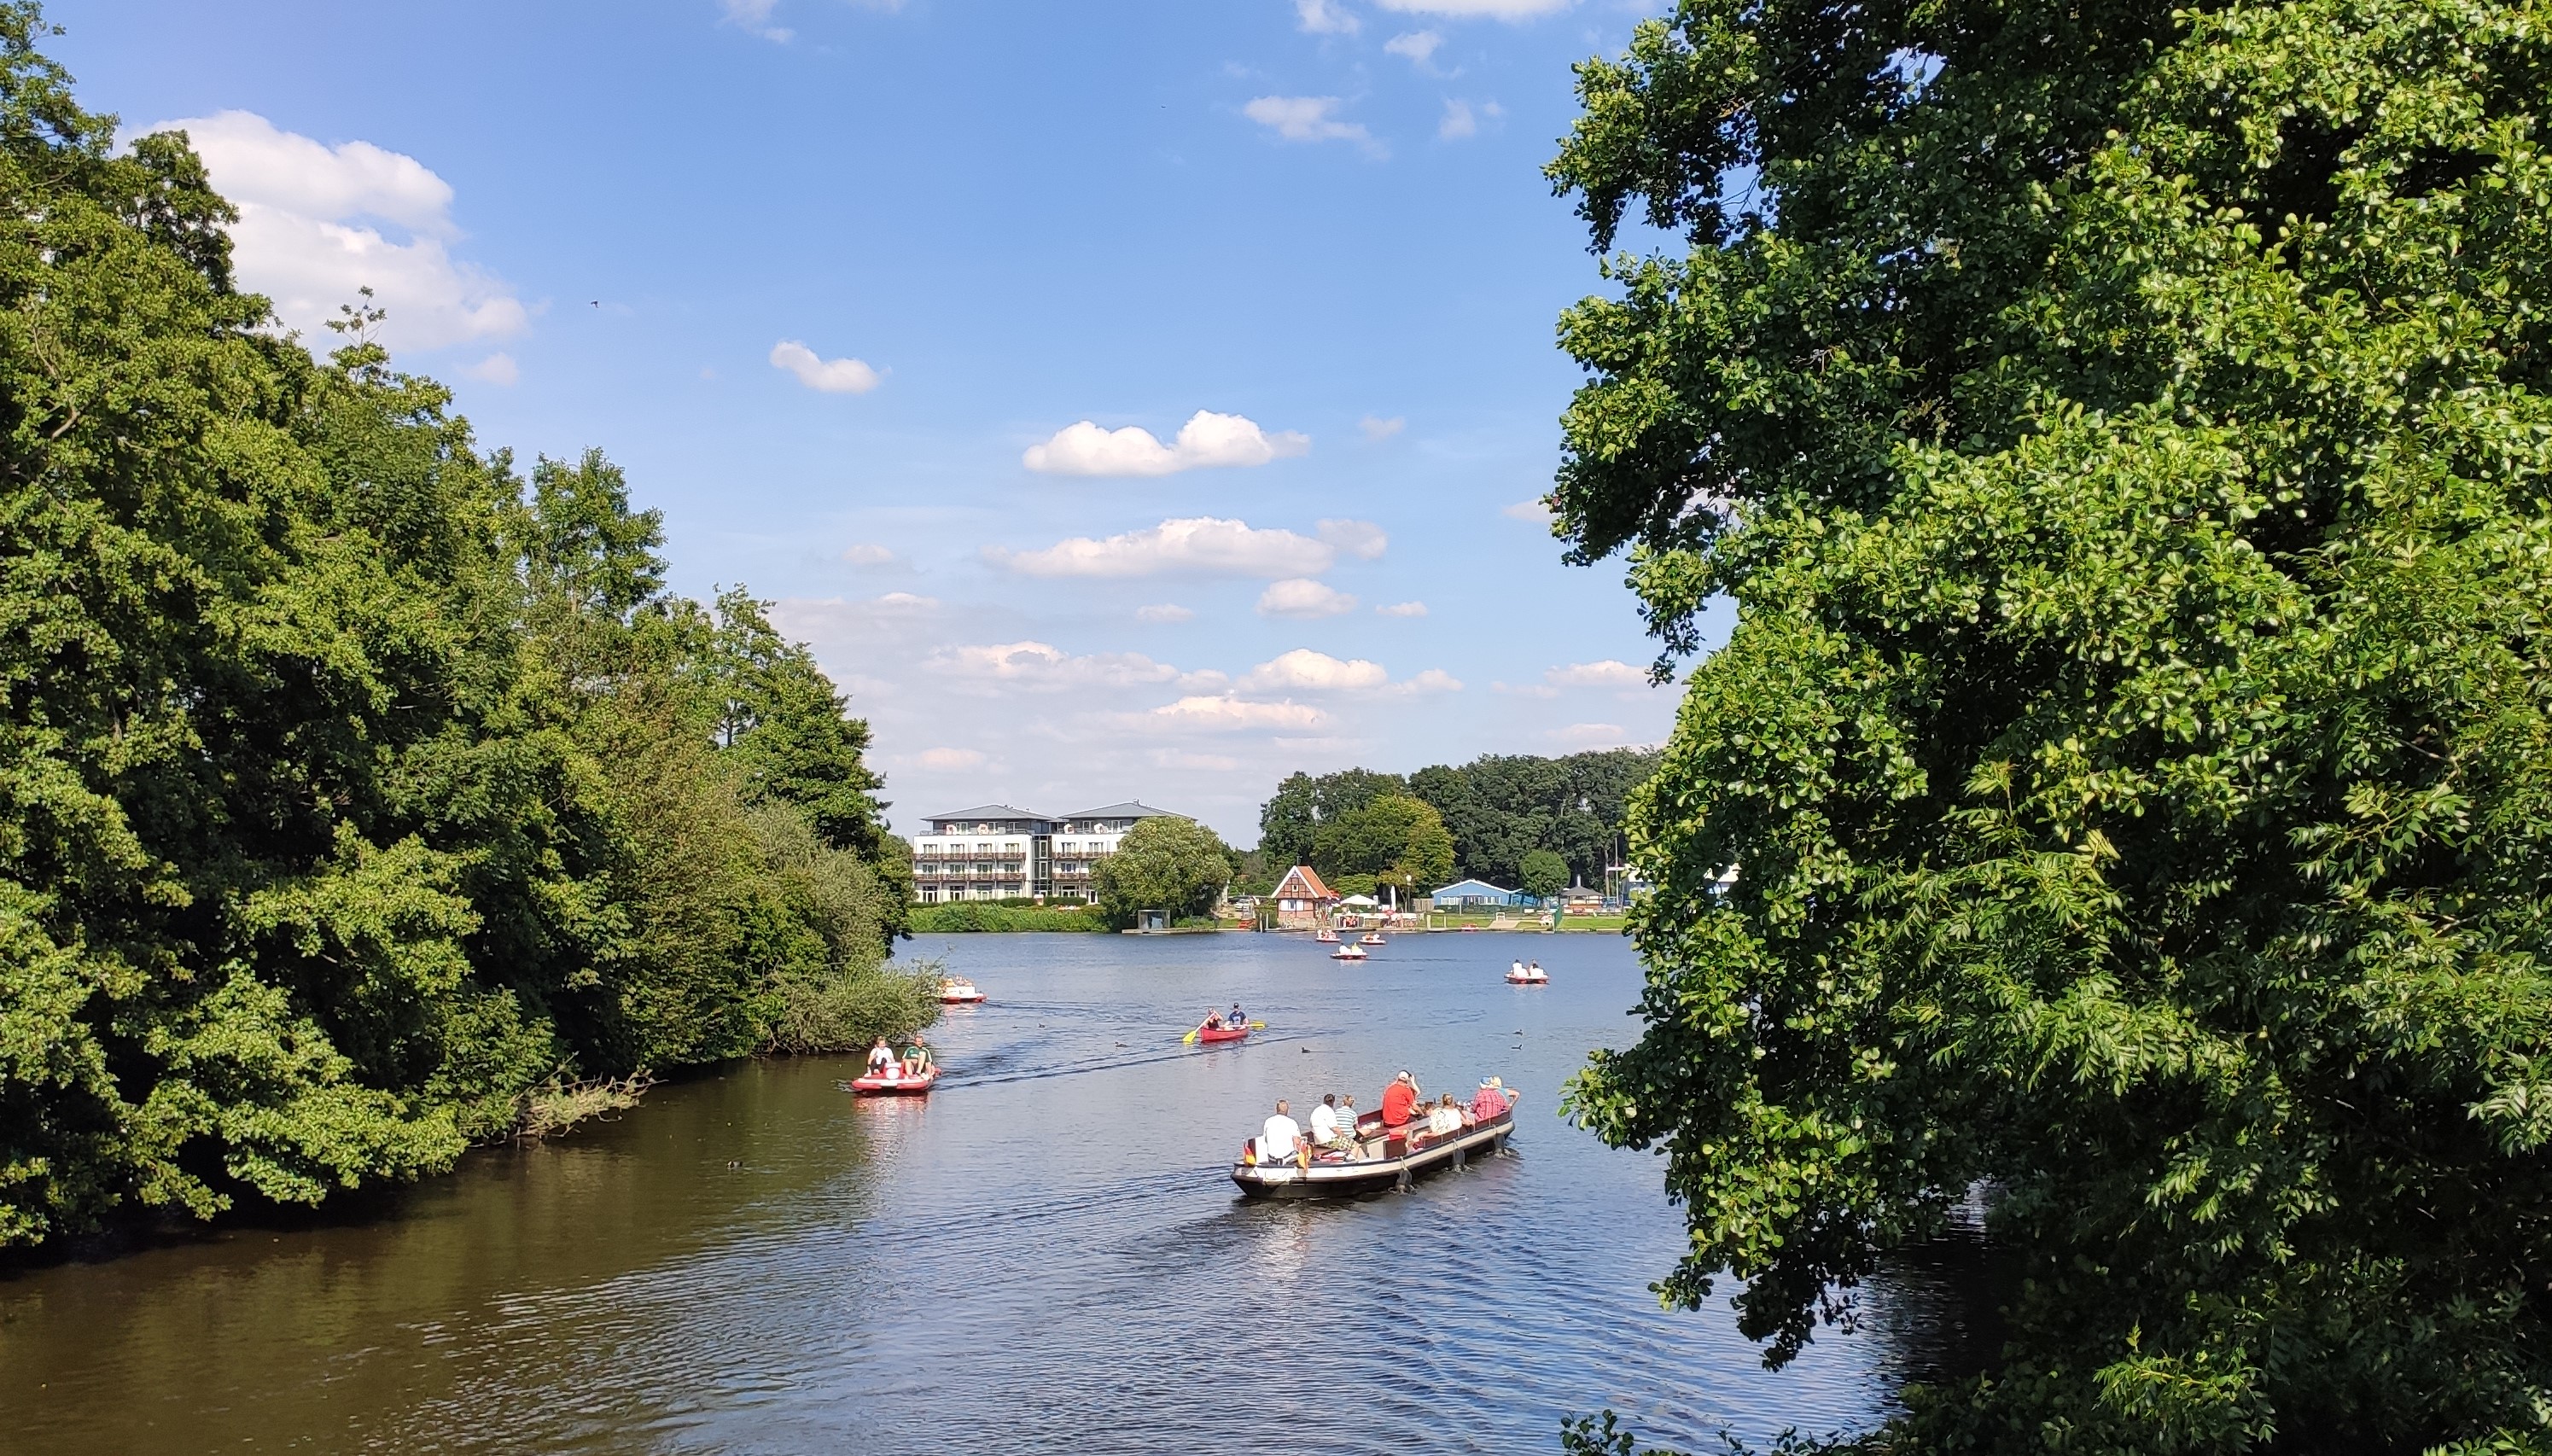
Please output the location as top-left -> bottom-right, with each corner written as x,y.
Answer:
1252,748 -> 1659,895
0,18 -> 934,1252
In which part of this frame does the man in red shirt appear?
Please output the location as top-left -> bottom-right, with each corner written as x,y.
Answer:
1379,1070 -> 1421,1127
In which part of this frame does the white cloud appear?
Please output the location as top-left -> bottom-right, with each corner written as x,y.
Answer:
1137,603 -> 1197,623
1503,498 -> 1556,523
771,340 -> 882,393
1377,600 -> 1428,617
1257,579 -> 1359,618
149,111 -> 527,352
842,543 -> 899,567
1384,30 -> 1443,65
925,640 -> 1183,691
1439,98 -> 1502,139
1148,696 -> 1331,731
463,352 -> 518,386
1493,680 -> 1561,699
1244,96 -> 1383,155
1023,410 -> 1308,476
874,591 -> 938,610
1360,414 -> 1406,440
1378,0 -> 1571,17
1242,649 -> 1389,692
1547,722 -> 1631,748
720,0 -> 793,40
1547,659 -> 1647,688
1389,668 -> 1464,695
912,747 -> 986,771
991,517 -> 1335,579
1294,0 -> 1360,33
1315,518 -> 1389,560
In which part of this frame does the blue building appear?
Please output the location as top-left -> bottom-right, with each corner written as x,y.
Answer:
1429,877 -> 1525,911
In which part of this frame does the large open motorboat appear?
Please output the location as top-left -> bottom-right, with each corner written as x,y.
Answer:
1231,1104 -> 1518,1198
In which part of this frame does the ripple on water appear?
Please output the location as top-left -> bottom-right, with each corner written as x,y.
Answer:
0,933 -> 1930,1455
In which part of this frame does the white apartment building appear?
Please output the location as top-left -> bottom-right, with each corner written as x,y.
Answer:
909,801 -> 1181,903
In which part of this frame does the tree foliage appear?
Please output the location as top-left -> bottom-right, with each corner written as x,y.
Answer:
1518,849 -> 1572,901
1255,749 -> 1656,888
0,14 -> 930,1250
1549,0 -> 2552,1448
1308,794 -> 1456,899
1091,815 -> 1232,925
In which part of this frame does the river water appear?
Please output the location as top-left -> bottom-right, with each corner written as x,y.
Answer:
2,932 -> 1965,1454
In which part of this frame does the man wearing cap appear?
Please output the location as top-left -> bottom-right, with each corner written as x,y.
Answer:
1470,1076 -> 1511,1123
1379,1070 -> 1421,1128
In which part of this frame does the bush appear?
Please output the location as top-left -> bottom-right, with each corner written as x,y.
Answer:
908,902 -> 1110,933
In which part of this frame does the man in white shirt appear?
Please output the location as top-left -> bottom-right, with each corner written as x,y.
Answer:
1260,1099 -> 1306,1168
1308,1093 -> 1344,1150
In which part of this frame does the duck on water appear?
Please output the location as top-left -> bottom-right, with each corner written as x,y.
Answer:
1231,1071 -> 1518,1198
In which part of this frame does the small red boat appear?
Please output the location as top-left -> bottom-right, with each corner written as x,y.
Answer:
938,976 -> 986,1005
849,1068 -> 941,1095
1195,1024 -> 1250,1044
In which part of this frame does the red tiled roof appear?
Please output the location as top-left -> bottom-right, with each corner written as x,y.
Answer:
1274,865 -> 1336,900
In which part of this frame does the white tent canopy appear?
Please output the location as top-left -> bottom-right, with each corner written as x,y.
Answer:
1337,894 -> 1380,906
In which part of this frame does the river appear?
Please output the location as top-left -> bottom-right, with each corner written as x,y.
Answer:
2,931 -> 1972,1454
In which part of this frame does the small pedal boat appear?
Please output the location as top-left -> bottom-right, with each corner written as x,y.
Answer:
1360,933 -> 1386,946
1505,964 -> 1549,985
849,1067 -> 941,1095
1314,928 -> 1340,943
938,977 -> 986,1005
1331,942 -> 1368,961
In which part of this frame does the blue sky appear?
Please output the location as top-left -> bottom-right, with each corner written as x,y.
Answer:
51,0 -> 1719,843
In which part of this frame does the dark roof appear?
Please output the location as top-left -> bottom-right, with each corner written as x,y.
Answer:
924,804 -> 1050,823
1057,801 -> 1181,821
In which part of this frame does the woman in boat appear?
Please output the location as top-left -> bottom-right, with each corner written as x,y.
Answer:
866,1037 -> 896,1079
1429,1093 -> 1466,1137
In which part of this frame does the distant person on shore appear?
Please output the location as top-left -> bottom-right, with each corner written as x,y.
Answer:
1470,1077 -> 1511,1123
1380,1070 -> 1420,1128
1261,1098 -> 1307,1168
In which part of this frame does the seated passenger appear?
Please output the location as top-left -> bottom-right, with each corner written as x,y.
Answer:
1380,1071 -> 1420,1127
1429,1094 -> 1465,1136
1227,1003 -> 1247,1029
866,1037 -> 895,1078
1260,1098 -> 1307,1168
1470,1077 -> 1511,1123
902,1040 -> 933,1078
1308,1093 -> 1347,1150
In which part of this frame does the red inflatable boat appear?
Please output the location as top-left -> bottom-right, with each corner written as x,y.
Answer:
849,1068 -> 941,1095
1195,1025 -> 1250,1045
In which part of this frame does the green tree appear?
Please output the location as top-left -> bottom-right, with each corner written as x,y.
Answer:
1310,795 -> 1455,899
0,12 -> 935,1250
1092,816 -> 1232,925
1550,0 -> 2552,1449
1518,849 -> 1570,902
1256,767 -> 1406,867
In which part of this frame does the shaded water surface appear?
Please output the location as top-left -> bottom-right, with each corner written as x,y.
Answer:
3,933 -> 1951,1453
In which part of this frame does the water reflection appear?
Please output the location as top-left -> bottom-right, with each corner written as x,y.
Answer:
3,933 -> 1961,1454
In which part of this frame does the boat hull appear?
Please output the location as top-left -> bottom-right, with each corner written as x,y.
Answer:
1504,974 -> 1547,985
1195,1027 -> 1250,1044
849,1069 -> 940,1095
1230,1114 -> 1513,1198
